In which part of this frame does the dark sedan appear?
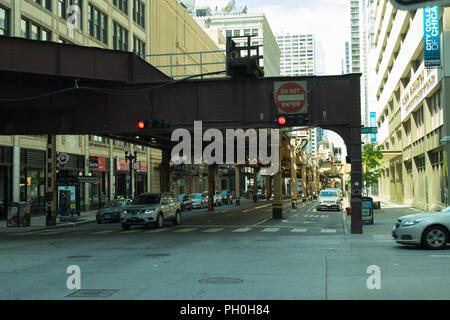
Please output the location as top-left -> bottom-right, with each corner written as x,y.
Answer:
96,200 -> 129,223
178,194 -> 193,212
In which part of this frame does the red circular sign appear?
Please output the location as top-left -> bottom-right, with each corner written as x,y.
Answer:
275,82 -> 306,114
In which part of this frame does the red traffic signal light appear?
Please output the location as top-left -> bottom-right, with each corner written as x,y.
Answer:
277,116 -> 287,125
136,121 -> 145,129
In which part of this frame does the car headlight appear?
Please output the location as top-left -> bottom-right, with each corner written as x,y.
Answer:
402,219 -> 423,226
120,210 -> 127,214
144,209 -> 154,214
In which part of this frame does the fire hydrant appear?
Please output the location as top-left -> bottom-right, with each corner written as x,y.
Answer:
345,207 -> 351,216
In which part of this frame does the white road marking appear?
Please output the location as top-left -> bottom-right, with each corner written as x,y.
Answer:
261,228 -> 280,233
120,229 -> 142,233
321,229 -> 337,233
173,228 -> 198,233
147,228 -> 170,233
290,228 -> 308,233
232,227 -> 252,233
91,230 -> 117,234
202,228 -> 224,233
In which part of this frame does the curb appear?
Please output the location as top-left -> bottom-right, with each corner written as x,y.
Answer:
14,218 -> 97,233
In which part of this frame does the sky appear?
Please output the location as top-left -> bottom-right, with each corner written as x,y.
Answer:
195,0 -> 350,75
195,0 -> 349,153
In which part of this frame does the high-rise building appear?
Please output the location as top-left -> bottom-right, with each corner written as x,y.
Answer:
194,11 -> 280,76
275,33 -> 316,76
368,1 -> 448,211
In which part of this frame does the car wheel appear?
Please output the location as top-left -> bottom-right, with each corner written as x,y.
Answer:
121,223 -> 130,230
156,214 -> 164,228
173,211 -> 181,225
422,226 -> 448,250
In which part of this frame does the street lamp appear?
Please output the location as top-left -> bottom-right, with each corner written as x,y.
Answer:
125,151 -> 137,199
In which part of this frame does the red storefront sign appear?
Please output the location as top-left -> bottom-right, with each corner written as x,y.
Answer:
89,156 -> 106,171
117,159 -> 129,171
139,162 -> 147,172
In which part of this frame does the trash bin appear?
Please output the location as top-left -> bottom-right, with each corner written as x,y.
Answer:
7,202 -> 31,227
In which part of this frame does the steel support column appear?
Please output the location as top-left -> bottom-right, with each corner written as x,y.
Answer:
235,165 -> 241,205
208,165 -> 215,211
272,132 -> 282,219
45,135 -> 57,226
160,149 -> 170,192
290,139 -> 298,208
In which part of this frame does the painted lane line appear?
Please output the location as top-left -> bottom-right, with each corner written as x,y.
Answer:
232,227 -> 252,233
290,228 -> 308,233
321,229 -> 337,233
173,228 -> 198,233
120,229 -> 142,234
261,228 -> 280,233
147,228 -> 170,233
91,230 -> 117,235
202,228 -> 225,233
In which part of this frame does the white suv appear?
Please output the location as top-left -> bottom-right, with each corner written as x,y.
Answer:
317,190 -> 342,211
120,192 -> 181,230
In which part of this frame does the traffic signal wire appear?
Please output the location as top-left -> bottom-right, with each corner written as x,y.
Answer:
0,70 -> 227,102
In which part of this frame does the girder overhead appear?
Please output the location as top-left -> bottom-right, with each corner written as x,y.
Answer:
0,36 -> 364,233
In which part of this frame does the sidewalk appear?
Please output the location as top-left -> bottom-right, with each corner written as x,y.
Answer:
0,209 -> 98,232
343,195 -> 425,236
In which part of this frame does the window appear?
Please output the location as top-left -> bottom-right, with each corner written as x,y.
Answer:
0,6 -> 9,36
59,0 -> 83,29
133,0 -> 145,28
88,4 -> 108,45
113,0 -> 128,15
112,21 -> 128,51
58,36 -> 73,44
34,0 -> 51,10
430,89 -> 443,130
415,106 -> 424,139
225,30 -> 232,37
133,36 -> 145,58
252,28 -> 258,36
21,18 -> 51,41
233,29 -> 240,36
244,29 -> 250,36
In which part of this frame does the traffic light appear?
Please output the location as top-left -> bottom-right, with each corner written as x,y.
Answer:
136,119 -> 168,129
276,115 -> 308,127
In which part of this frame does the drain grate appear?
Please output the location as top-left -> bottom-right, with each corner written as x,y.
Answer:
66,289 -> 118,298
198,278 -> 243,285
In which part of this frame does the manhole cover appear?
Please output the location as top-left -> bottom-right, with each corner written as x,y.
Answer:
198,278 -> 243,285
66,289 -> 118,298
67,255 -> 92,259
145,254 -> 170,257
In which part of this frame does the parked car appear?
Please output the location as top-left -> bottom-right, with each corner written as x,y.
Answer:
189,193 -> 207,209
323,188 -> 343,202
178,194 -> 193,211
120,192 -> 181,230
392,206 -> 450,250
221,190 -> 234,205
316,189 -> 342,211
96,200 -> 127,223
257,189 -> 265,199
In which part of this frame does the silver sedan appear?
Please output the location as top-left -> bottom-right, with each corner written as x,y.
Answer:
392,207 -> 450,249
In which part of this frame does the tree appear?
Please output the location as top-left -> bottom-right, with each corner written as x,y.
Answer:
362,143 -> 383,195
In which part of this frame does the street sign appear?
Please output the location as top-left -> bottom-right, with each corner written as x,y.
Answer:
274,81 -> 308,114
57,152 -> 69,165
361,127 -> 378,134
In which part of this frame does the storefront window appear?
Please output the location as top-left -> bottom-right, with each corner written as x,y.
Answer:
19,167 -> 45,214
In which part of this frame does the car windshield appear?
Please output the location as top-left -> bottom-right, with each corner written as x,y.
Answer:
132,194 -> 161,205
221,191 -> 228,196
178,195 -> 184,201
188,194 -> 202,199
320,191 -> 337,197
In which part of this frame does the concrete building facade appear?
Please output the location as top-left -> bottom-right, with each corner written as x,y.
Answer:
369,1 -> 450,211
0,0 -> 225,218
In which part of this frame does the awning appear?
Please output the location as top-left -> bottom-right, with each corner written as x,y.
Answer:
381,150 -> 402,161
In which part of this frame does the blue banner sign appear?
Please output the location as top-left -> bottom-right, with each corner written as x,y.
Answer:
423,6 -> 440,67
370,112 -> 376,143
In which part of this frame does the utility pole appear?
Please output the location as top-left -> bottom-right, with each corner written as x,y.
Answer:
125,151 -> 137,199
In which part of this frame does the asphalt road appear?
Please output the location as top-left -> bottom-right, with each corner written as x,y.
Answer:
1,200 -> 450,300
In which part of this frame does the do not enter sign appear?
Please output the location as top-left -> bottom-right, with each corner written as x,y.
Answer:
274,81 -> 308,114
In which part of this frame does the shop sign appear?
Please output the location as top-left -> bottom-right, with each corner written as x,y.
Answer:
89,156 -> 106,171
116,159 -> 129,171
401,63 -> 439,121
139,162 -> 148,172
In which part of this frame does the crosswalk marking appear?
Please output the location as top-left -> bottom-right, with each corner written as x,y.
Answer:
202,228 -> 224,233
91,230 -> 116,235
261,228 -> 280,233
174,228 -> 198,233
147,228 -> 170,233
232,227 -> 252,233
291,228 -> 308,233
321,229 -> 337,233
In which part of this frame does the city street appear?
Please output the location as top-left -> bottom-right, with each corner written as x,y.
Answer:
1,198 -> 450,300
